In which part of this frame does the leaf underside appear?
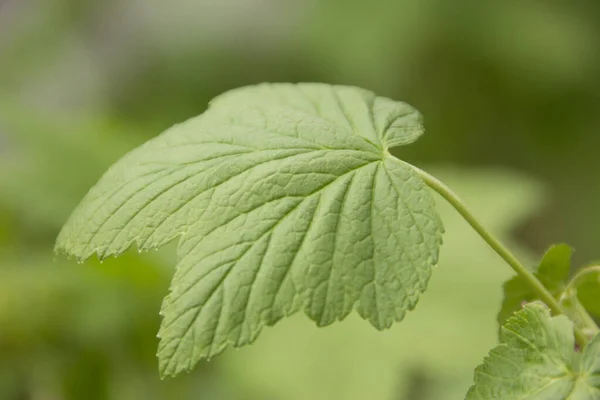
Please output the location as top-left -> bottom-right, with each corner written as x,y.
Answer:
467,302 -> 600,400
55,83 -> 444,378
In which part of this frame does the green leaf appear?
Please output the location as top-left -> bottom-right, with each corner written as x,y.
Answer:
55,83 -> 444,377
467,302 -> 600,400
498,244 -> 572,326
219,169 -> 545,400
574,265 -> 600,317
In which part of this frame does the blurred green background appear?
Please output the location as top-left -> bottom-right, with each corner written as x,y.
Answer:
1,1 -> 599,399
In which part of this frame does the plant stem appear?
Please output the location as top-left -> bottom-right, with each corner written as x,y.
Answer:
413,166 -> 590,347
575,301 -> 600,337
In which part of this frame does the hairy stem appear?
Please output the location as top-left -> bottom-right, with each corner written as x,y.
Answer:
414,166 -> 589,347
575,301 -> 600,337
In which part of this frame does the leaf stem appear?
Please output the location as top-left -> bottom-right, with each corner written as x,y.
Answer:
574,301 -> 600,337
413,166 -> 589,347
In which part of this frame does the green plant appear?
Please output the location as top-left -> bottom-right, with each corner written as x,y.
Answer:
56,83 -> 600,399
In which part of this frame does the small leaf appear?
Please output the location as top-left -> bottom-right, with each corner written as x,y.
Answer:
55,83 -> 444,377
467,302 -> 600,400
498,244 -> 572,326
537,243 -> 573,282
574,265 -> 600,317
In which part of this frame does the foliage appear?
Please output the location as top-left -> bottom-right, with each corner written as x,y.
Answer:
55,83 -> 443,377
500,245 -> 600,340
219,168 -> 543,400
468,303 -> 600,399
498,244 -> 573,327
56,83 -> 600,399
3,1 -> 600,398
0,108 -> 542,399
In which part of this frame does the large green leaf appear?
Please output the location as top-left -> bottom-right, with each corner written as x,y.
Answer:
56,83 -> 444,377
219,169 -> 544,400
467,302 -> 600,399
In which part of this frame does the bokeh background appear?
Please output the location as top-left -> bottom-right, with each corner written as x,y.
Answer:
1,1 -> 599,399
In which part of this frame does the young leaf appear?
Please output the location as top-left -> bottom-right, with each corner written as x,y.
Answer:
573,265 -> 600,318
498,244 -> 572,326
467,302 -> 600,399
55,83 -> 444,377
